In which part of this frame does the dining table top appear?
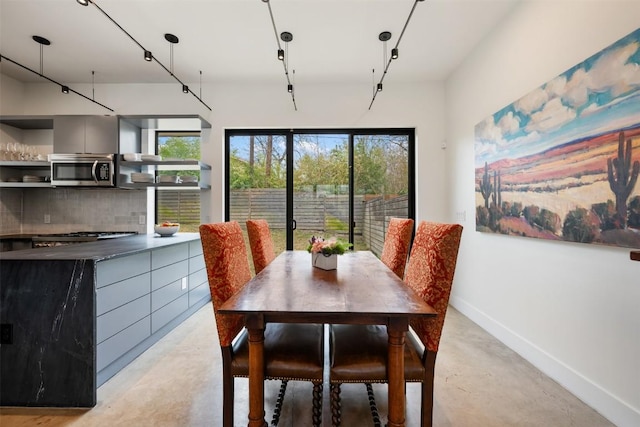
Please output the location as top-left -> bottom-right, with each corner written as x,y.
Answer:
218,250 -> 436,323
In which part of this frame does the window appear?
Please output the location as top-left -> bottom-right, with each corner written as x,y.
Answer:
155,131 -> 201,232
226,128 -> 414,259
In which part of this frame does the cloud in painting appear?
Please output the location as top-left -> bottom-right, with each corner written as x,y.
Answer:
515,87 -> 548,114
497,111 -> 520,135
546,75 -> 567,99
526,97 -> 577,133
581,102 -> 601,117
589,42 -> 640,97
563,68 -> 591,108
475,116 -> 504,144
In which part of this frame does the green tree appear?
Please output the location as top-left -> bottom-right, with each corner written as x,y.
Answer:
158,135 -> 201,179
158,136 -> 200,159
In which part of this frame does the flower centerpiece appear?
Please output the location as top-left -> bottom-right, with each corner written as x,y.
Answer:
307,236 -> 352,270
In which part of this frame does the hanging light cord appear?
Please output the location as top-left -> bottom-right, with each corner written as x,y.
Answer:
83,0 -> 212,111
264,0 -> 297,111
0,54 -> 114,112
369,0 -> 422,110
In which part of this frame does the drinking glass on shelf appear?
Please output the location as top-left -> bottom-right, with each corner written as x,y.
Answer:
27,146 -> 38,160
18,143 -> 26,160
7,142 -> 18,160
0,142 -> 7,160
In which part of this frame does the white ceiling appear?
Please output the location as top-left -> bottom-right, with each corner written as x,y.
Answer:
0,0 -> 519,88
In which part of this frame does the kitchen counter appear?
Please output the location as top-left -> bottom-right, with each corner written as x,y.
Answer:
0,233 -> 209,408
0,232 -> 200,260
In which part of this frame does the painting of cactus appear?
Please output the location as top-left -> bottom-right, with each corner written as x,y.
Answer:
608,132 -> 640,228
474,27 -> 640,249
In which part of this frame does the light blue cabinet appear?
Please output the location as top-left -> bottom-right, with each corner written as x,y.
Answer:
95,238 -> 209,386
188,240 -> 208,307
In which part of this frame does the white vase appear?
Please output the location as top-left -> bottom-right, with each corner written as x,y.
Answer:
311,253 -> 337,270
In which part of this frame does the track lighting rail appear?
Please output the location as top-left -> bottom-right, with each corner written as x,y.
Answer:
0,54 -> 114,112
369,0 -> 424,110
79,0 -> 212,111
263,0 -> 297,111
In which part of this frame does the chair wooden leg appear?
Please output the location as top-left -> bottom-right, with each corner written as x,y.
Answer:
312,381 -> 323,427
421,351 -> 437,427
330,383 -> 342,427
221,346 -> 236,427
223,372 -> 234,427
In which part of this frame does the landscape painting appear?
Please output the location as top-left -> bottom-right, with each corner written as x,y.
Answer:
475,27 -> 640,249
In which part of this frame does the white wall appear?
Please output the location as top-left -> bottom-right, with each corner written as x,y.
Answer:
202,80 -> 447,223
0,77 -> 448,225
445,2 -> 640,426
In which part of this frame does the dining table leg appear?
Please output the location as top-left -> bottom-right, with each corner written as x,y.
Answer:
246,315 -> 268,427
387,317 -> 408,427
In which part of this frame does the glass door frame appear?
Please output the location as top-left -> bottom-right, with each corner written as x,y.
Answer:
225,128 -> 415,251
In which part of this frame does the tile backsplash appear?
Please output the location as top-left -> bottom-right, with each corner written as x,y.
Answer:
0,189 -> 23,233
1,188 -> 147,234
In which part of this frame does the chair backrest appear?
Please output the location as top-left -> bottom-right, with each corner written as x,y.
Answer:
380,217 -> 415,279
246,219 -> 276,274
199,221 -> 252,347
404,221 -> 463,353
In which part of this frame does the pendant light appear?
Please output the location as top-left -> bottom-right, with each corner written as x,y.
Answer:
368,0 -> 425,110
78,0 -> 211,110
262,0 -> 297,110
0,35 -> 113,111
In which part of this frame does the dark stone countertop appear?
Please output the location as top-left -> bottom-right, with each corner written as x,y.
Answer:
0,234 -> 36,240
0,233 -> 200,261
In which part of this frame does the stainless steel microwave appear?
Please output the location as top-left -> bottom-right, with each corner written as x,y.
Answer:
49,154 -> 116,187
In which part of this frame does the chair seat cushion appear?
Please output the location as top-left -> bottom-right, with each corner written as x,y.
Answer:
329,324 -> 425,383
231,323 -> 324,380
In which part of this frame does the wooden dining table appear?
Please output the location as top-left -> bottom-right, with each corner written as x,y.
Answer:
218,250 -> 437,427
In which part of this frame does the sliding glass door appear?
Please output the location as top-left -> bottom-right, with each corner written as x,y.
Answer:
353,133 -> 411,252
292,132 -> 350,250
226,129 -> 414,258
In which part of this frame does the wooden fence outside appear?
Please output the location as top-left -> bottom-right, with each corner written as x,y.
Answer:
228,189 -> 409,257
157,190 -> 200,231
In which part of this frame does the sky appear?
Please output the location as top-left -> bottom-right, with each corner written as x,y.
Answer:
475,27 -> 640,168
230,133 -> 349,162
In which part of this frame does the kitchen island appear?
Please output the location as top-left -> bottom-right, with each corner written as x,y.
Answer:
0,233 -> 210,407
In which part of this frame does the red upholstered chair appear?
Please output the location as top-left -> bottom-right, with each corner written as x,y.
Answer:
199,221 -> 324,427
329,221 -> 463,427
246,219 -> 276,274
380,217 -> 414,279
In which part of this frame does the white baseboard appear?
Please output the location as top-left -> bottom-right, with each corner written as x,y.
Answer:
449,296 -> 639,427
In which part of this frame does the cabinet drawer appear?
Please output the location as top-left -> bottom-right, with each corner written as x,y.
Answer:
189,254 -> 205,274
151,293 -> 189,333
189,239 -> 203,257
97,295 -> 150,344
97,316 -> 150,371
97,272 -> 150,316
152,278 -> 188,312
189,268 -> 207,291
97,252 -> 150,288
151,243 -> 189,270
189,281 -> 210,307
151,260 -> 188,291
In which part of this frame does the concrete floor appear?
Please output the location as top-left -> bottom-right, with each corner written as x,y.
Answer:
0,304 -> 613,427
